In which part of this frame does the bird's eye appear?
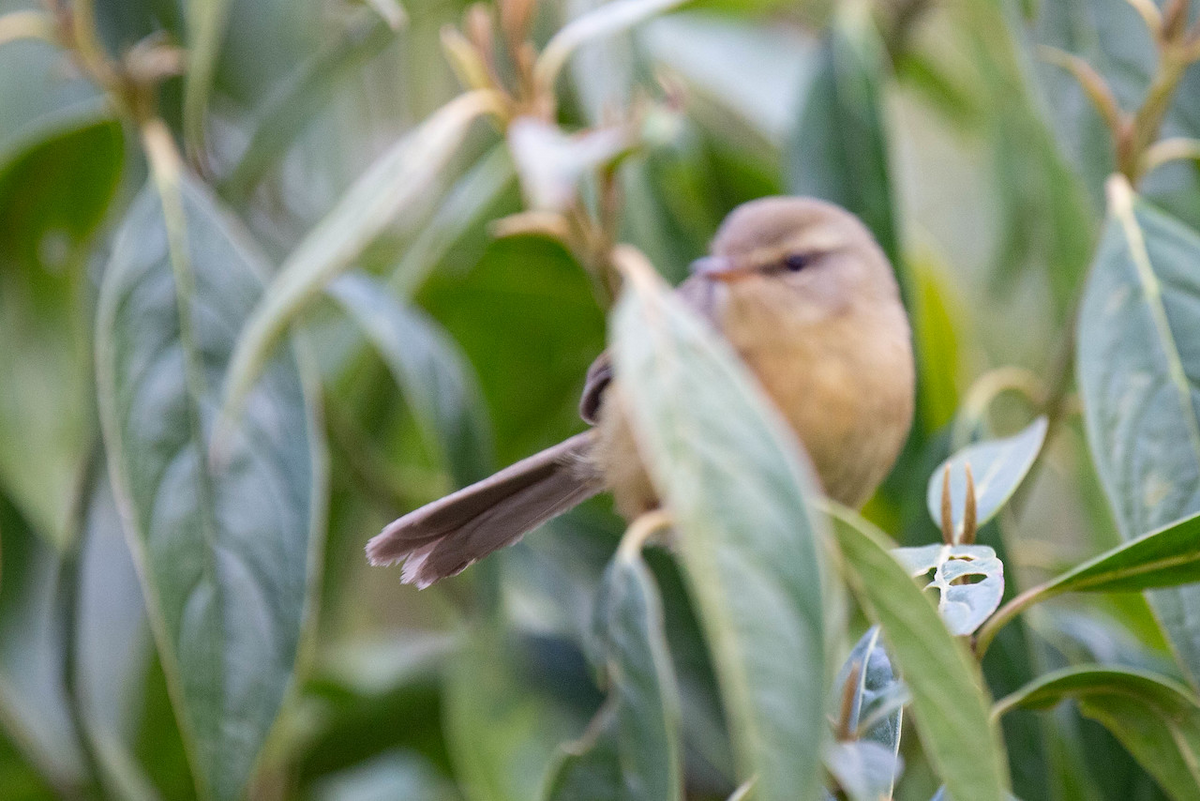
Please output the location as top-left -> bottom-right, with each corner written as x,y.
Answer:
783,253 -> 811,272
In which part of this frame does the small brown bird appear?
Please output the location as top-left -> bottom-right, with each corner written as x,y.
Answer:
367,196 -> 915,587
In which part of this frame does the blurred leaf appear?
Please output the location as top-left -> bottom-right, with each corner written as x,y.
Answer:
310,750 -> 455,801
544,709 -> 621,801
893,544 -> 1004,636
95,172 -> 326,801
827,507 -> 1009,800
219,8 -> 399,203
443,627 -> 593,801
926,417 -> 1049,541
508,117 -> 631,212
221,91 -> 495,427
0,492 -> 85,794
824,740 -> 902,801
833,627 -> 902,753
786,1 -> 899,269
388,144 -> 515,298
546,538 -> 682,801
329,271 -> 493,487
996,666 -> 1200,801
910,256 -> 964,431
1077,178 -> 1200,687
612,254 -> 827,801
183,0 -> 233,151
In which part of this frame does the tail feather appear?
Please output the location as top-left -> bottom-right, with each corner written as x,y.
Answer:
366,431 -> 602,587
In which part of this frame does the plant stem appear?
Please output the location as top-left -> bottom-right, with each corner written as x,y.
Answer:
974,582 -> 1057,659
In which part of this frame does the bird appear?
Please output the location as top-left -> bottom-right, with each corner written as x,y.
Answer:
367,196 -> 915,587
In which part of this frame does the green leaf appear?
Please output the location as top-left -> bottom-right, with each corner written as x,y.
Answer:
996,666 -> 1200,801
95,173 -> 326,801
612,255 -> 827,801
828,507 -> 1009,800
1077,178 -> 1200,687
220,91 -> 493,428
926,417 -> 1048,541
183,0 -> 234,151
834,627 -> 903,756
824,740 -> 902,801
894,544 -> 1005,636
328,271 -> 492,487
443,627 -> 592,801
218,8 -> 399,203
786,0 -> 898,268
543,710 -> 622,801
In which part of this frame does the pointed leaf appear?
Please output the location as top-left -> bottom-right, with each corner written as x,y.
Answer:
996,666 -> 1200,801
612,252 -> 827,801
833,627 -> 903,754
828,507 -> 1009,801
1077,177 -> 1200,686
95,174 -> 325,801
926,417 -> 1048,542
894,544 -> 1005,636
328,272 -> 492,487
824,740 -> 903,801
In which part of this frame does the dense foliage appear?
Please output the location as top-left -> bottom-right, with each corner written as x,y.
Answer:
3,0 -> 1200,799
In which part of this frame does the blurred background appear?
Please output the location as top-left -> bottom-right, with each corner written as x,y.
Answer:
2,0 -> 1199,798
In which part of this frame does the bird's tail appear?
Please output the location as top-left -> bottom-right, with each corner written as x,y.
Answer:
366,431 -> 603,588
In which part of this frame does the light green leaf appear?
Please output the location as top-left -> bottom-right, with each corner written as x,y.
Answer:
612,253 -> 827,801
219,8 -> 400,203
834,627 -> 903,759
824,740 -> 902,801
183,0 -> 234,152
1077,177 -> 1200,687
995,665 -> 1200,801
894,544 -> 1005,636
388,144 -> 515,298
543,710 -> 621,801
95,173 -> 326,801
786,0 -> 898,268
220,91 -> 494,429
328,271 -> 492,487
828,507 -> 1009,801
926,417 -> 1048,542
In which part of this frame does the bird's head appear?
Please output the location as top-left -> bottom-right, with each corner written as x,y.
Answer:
690,196 -> 899,314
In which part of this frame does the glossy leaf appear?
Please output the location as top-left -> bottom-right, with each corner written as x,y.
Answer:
786,0 -> 898,267
894,544 -> 1005,636
1077,178 -> 1200,687
926,417 -> 1048,542
612,253 -> 828,801
328,271 -> 492,487
996,666 -> 1200,801
834,627 -> 903,754
828,507 -> 1009,800
220,91 -> 494,427
95,173 -> 325,801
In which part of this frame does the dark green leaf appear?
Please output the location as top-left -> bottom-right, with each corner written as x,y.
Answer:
612,256 -> 827,801
828,507 -> 1009,800
95,174 -> 326,801
1077,178 -> 1200,686
996,666 -> 1200,801
329,271 -> 493,487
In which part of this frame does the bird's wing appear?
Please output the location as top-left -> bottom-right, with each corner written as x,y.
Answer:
578,274 -> 720,424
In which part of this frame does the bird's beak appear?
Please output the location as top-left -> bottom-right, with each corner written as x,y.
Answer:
690,255 -> 756,283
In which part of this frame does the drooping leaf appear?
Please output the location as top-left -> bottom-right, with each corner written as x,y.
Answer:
894,544 -> 1005,636
95,172 -> 326,801
828,507 -> 1009,801
996,666 -> 1200,801
1077,177 -> 1200,687
220,91 -> 494,426
786,0 -> 898,269
328,271 -> 492,487
926,417 -> 1049,542
612,253 -> 828,801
